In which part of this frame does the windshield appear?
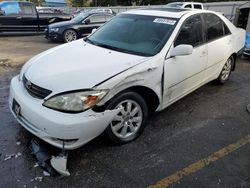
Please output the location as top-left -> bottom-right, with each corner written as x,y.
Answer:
87,14 -> 178,56
72,12 -> 89,23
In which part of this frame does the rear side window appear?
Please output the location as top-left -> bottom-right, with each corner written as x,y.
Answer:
175,14 -> 203,47
203,13 -> 225,42
223,23 -> 231,35
89,15 -> 106,23
0,2 -> 21,15
194,4 -> 202,9
20,4 -> 34,15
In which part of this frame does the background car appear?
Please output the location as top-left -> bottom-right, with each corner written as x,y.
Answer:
0,1 -> 72,32
73,8 -> 116,17
165,2 -> 204,9
243,32 -> 250,57
45,11 -> 115,43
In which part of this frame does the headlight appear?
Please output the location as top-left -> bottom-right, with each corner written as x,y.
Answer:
50,28 -> 59,32
43,90 -> 108,113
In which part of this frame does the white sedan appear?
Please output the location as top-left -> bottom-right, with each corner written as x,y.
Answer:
9,8 -> 245,150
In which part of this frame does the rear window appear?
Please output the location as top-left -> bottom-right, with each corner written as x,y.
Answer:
194,4 -> 202,9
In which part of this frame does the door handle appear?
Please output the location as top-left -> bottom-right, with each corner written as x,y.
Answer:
16,16 -> 22,19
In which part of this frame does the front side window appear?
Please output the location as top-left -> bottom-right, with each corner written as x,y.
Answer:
184,4 -> 192,8
203,13 -> 224,42
87,14 -> 178,56
175,14 -> 203,47
71,12 -> 89,23
0,2 -> 21,15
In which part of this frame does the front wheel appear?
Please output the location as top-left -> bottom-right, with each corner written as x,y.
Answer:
105,91 -> 148,144
63,29 -> 78,43
215,56 -> 234,84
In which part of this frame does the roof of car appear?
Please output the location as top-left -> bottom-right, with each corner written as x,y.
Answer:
168,2 -> 203,5
124,8 -> 194,18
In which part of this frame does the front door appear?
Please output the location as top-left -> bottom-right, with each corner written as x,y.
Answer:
163,14 -> 207,106
0,1 -> 22,31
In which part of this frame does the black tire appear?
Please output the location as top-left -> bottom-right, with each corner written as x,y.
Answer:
63,29 -> 78,43
105,91 -> 148,145
215,55 -> 234,84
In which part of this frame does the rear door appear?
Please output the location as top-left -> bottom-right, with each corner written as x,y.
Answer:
0,1 -> 22,31
202,13 -> 232,81
19,2 -> 39,31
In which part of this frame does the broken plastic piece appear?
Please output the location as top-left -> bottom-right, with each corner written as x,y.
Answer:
50,153 -> 70,176
29,138 -> 57,176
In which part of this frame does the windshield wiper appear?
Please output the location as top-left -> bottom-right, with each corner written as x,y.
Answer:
95,43 -> 121,51
84,37 -> 95,45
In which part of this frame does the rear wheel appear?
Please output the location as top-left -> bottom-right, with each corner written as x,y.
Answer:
215,56 -> 234,84
105,91 -> 148,144
63,29 -> 78,43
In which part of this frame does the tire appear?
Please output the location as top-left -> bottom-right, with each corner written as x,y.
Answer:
215,55 -> 234,84
63,29 -> 78,43
105,91 -> 148,145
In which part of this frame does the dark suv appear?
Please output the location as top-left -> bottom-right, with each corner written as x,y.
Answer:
45,11 -> 114,43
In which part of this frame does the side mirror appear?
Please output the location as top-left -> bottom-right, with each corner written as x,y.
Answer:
84,19 -> 90,24
170,44 -> 193,57
91,28 -> 97,34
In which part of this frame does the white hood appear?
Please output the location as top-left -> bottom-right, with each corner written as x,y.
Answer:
23,40 -> 148,94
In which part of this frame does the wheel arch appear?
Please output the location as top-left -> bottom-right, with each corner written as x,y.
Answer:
94,86 -> 160,115
63,28 -> 79,39
231,52 -> 237,71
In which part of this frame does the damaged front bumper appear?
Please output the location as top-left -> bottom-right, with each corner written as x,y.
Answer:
9,76 -> 119,150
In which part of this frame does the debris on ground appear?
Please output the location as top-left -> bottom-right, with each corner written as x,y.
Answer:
4,152 -> 22,161
15,152 -> 22,158
4,154 -> 14,161
247,104 -> 250,113
0,59 -> 12,68
33,163 -> 39,168
43,171 -> 50,177
30,177 -> 43,182
16,141 -> 21,145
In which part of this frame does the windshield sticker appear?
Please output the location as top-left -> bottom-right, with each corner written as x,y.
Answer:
153,18 -> 176,25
